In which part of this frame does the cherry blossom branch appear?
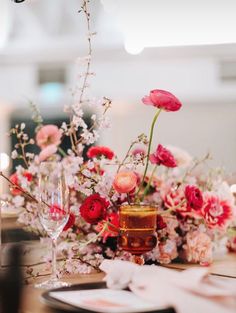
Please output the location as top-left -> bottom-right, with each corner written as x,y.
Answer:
0,171 -> 50,209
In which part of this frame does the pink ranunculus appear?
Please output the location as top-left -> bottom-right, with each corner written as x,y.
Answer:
39,144 -> 57,162
142,89 -> 182,112
150,144 -> 177,168
201,194 -> 234,229
36,125 -> 62,149
113,171 -> 137,194
183,231 -> 213,266
185,185 -> 204,211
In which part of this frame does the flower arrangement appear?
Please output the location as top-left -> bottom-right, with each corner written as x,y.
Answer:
1,0 -> 235,276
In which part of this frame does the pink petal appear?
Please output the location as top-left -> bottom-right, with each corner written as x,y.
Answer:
142,96 -> 153,106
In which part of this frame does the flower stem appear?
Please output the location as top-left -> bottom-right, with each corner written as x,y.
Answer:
136,109 -> 162,198
58,147 -> 67,157
80,222 -> 108,247
141,165 -> 158,200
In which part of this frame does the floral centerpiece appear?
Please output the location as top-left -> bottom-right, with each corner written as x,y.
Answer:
1,0 -> 235,276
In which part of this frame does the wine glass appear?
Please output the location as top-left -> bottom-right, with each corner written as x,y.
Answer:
35,161 -> 70,289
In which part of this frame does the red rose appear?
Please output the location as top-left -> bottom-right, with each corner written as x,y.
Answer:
63,212 -> 76,231
142,89 -> 182,112
10,171 -> 33,195
87,146 -> 115,160
80,193 -> 109,224
150,144 -> 177,168
185,185 -> 203,211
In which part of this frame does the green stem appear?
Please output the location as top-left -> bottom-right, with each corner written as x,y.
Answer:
58,147 -> 67,157
141,165 -> 158,200
80,222 -> 108,247
136,109 -> 162,198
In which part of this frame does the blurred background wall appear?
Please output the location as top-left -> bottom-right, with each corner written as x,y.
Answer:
0,0 -> 236,181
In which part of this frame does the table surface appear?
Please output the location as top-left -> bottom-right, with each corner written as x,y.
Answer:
1,216 -> 236,313
20,251 -> 236,313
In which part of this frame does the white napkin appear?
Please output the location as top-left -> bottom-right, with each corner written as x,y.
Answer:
100,260 -> 236,313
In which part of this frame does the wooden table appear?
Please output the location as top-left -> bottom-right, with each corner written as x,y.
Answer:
17,253 -> 235,313
1,217 -> 236,313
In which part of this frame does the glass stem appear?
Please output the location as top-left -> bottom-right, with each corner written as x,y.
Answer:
51,238 -> 58,281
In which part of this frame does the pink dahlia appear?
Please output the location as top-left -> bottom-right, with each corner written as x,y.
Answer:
201,194 -> 233,229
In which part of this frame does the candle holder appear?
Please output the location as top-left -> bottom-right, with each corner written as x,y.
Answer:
118,204 -> 157,256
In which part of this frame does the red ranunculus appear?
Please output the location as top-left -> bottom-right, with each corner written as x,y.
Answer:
185,185 -> 203,211
201,194 -> 233,229
10,171 -> 33,195
87,146 -> 114,160
150,144 -> 177,168
142,89 -> 182,112
80,193 -> 109,224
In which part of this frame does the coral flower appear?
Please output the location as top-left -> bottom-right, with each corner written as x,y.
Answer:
36,125 -> 62,149
113,171 -> 137,194
142,89 -> 182,112
96,212 -> 119,242
87,146 -> 114,160
201,194 -> 234,229
150,144 -> 177,168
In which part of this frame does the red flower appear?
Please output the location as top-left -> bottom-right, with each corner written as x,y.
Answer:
156,215 -> 167,230
142,90 -> 182,112
150,144 -> 177,168
87,146 -> 114,160
185,185 -> 203,211
80,193 -> 109,224
113,171 -> 137,194
201,194 -> 233,229
49,204 -> 66,221
96,212 -> 119,242
63,213 -> 76,231
10,171 -> 33,196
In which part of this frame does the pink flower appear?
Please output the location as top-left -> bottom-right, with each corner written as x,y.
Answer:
39,144 -> 57,161
201,194 -> 234,229
150,144 -> 177,168
183,231 -> 212,265
227,236 -> 236,252
87,146 -> 115,160
185,185 -> 204,211
164,187 -> 187,213
158,240 -> 178,264
113,171 -> 137,194
36,125 -> 62,149
142,89 -> 182,112
131,144 -> 146,157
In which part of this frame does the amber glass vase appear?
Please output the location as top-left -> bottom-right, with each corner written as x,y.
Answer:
118,204 -> 158,255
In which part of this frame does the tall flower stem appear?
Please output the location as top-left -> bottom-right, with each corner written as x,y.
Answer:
141,165 -> 158,200
136,109 -> 162,198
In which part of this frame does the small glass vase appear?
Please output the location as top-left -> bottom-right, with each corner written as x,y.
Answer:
118,204 -> 158,256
